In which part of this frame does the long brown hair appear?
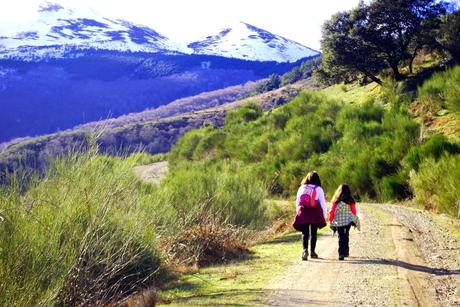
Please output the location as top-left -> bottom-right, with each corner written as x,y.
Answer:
331,184 -> 355,204
301,171 -> 321,187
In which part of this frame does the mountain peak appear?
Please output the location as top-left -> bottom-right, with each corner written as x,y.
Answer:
188,22 -> 319,63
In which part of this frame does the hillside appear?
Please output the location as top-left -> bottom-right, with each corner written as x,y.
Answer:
0,78 -> 317,178
168,64 -> 460,216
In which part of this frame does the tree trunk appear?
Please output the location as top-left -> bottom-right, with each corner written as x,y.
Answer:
391,65 -> 403,81
409,47 -> 420,74
362,70 -> 383,85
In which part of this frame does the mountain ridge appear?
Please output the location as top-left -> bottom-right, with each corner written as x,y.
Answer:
0,3 -> 319,63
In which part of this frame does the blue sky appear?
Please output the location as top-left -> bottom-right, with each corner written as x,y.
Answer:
0,0 -> 363,50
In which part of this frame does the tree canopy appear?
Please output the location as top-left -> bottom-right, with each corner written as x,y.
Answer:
318,0 -> 447,84
437,9 -> 460,62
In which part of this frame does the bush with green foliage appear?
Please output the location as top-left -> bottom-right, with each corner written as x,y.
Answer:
225,102 -> 263,126
418,65 -> 460,112
403,134 -> 460,172
410,154 -> 460,216
0,146 -> 267,305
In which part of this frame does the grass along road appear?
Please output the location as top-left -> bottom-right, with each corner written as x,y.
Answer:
159,204 -> 460,306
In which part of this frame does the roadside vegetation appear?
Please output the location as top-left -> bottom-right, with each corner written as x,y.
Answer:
0,145 -> 270,305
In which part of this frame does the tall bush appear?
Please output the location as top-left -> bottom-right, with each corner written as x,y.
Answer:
410,154 -> 460,216
0,152 -> 162,306
418,65 -> 460,112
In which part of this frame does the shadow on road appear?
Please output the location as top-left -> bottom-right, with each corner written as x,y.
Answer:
163,288 -> 344,306
315,257 -> 460,276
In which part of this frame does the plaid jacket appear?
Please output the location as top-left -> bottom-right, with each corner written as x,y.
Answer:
331,201 -> 354,227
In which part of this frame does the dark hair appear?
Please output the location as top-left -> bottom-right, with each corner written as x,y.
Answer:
301,171 -> 321,187
331,184 -> 355,204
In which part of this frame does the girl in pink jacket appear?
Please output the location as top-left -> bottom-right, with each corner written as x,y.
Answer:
293,171 -> 328,261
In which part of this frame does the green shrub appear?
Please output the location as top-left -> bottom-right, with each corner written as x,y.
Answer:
269,109 -> 290,130
379,78 -> 411,111
377,174 -> 410,201
403,134 -> 460,171
225,102 -> 263,126
335,100 -> 384,132
168,129 -> 202,162
146,161 -> 267,229
0,146 -> 269,305
410,154 -> 460,216
418,65 -> 460,112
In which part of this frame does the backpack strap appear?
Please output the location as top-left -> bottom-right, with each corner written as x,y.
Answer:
310,186 -> 317,205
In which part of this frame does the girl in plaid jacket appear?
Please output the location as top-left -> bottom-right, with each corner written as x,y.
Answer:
329,184 -> 357,260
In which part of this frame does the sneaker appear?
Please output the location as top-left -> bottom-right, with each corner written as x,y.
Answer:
339,255 -> 345,261
302,250 -> 308,261
310,251 -> 318,259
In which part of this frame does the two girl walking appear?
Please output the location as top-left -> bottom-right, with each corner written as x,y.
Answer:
293,171 -> 358,261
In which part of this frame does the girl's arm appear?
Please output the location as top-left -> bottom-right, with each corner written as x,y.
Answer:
350,202 -> 357,215
329,202 -> 337,222
317,187 -> 328,220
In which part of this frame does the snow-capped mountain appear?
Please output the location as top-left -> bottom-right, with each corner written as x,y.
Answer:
188,22 -> 320,63
0,2 -> 321,143
0,3 -> 319,63
0,2 -> 189,60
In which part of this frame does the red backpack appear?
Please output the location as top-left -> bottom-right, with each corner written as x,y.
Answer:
299,186 -> 317,207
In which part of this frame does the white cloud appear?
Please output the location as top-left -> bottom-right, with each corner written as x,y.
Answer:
0,0 -> 360,49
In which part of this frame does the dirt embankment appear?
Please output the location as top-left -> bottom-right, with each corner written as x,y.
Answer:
265,204 -> 460,306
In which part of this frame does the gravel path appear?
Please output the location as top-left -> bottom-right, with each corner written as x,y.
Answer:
265,204 -> 460,306
377,204 -> 460,306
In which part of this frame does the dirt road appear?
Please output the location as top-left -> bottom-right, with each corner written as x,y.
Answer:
265,204 -> 460,306
133,161 -> 168,185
